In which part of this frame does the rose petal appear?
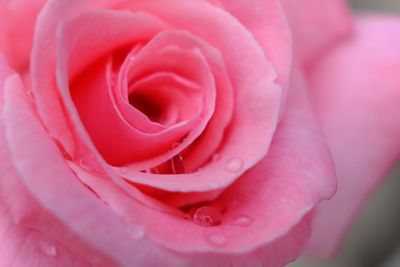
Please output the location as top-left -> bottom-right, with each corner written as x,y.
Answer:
0,55 -> 105,267
64,22 -> 216,165
69,63 -> 335,267
213,0 -> 292,92
2,72 -> 188,267
306,16 -> 400,258
281,0 -> 353,64
0,0 -> 45,71
1,63 -> 312,267
0,200 -> 90,267
35,0 -> 281,194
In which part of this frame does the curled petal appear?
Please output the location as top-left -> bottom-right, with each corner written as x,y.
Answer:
213,0 -> 292,92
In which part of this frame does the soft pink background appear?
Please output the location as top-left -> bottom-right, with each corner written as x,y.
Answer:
289,2 -> 400,267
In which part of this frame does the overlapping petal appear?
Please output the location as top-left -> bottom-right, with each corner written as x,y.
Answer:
34,0 -> 281,195
1,60 -> 335,267
282,0 -> 353,64
306,16 -> 400,258
0,0 -> 45,71
212,0 -> 292,91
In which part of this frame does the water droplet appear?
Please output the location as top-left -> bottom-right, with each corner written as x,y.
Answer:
212,153 -> 222,162
225,158 -> 243,172
38,241 -> 57,256
26,90 -> 35,103
208,182 -> 219,189
171,154 -> 185,174
75,150 -> 105,175
119,167 -> 129,174
79,157 -> 97,172
230,214 -> 253,227
193,206 -> 222,227
206,232 -> 227,246
126,224 -> 145,239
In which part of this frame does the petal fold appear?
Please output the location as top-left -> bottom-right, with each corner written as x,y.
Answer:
282,0 -> 353,64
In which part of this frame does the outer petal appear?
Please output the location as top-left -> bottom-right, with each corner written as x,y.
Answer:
307,16 -> 400,258
0,0 -> 45,71
0,56 -> 92,267
1,63 -> 307,267
281,0 -> 353,64
2,70 -> 188,267
65,66 -> 336,267
1,41 -> 336,267
0,200 -> 90,267
212,0 -> 292,91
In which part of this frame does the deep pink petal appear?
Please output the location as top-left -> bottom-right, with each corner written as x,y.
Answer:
34,0 -> 281,194
0,0 -> 45,71
67,34 -> 215,165
306,16 -> 400,258
71,66 -> 335,267
281,0 -> 353,64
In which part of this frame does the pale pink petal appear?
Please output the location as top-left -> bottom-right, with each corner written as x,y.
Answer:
0,56 -> 95,267
306,16 -> 400,258
212,0 -> 292,91
2,72 -> 188,266
281,0 -> 353,64
0,200 -> 90,267
0,0 -> 45,71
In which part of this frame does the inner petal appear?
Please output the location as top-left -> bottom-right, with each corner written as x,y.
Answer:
127,72 -> 202,126
69,40 -> 215,166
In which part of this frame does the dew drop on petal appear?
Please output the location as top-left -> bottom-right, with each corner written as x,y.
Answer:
119,167 -> 129,175
79,157 -> 97,173
126,224 -> 145,239
230,214 -> 253,227
225,158 -> 243,172
171,154 -> 185,174
26,90 -> 35,103
206,231 -> 227,246
75,150 -> 104,175
212,153 -> 222,162
38,241 -> 57,256
208,182 -> 219,189
193,206 -> 222,227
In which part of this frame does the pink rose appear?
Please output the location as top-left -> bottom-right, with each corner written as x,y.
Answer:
0,1 -> 399,266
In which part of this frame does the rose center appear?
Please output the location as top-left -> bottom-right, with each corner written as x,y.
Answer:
128,90 -> 165,124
